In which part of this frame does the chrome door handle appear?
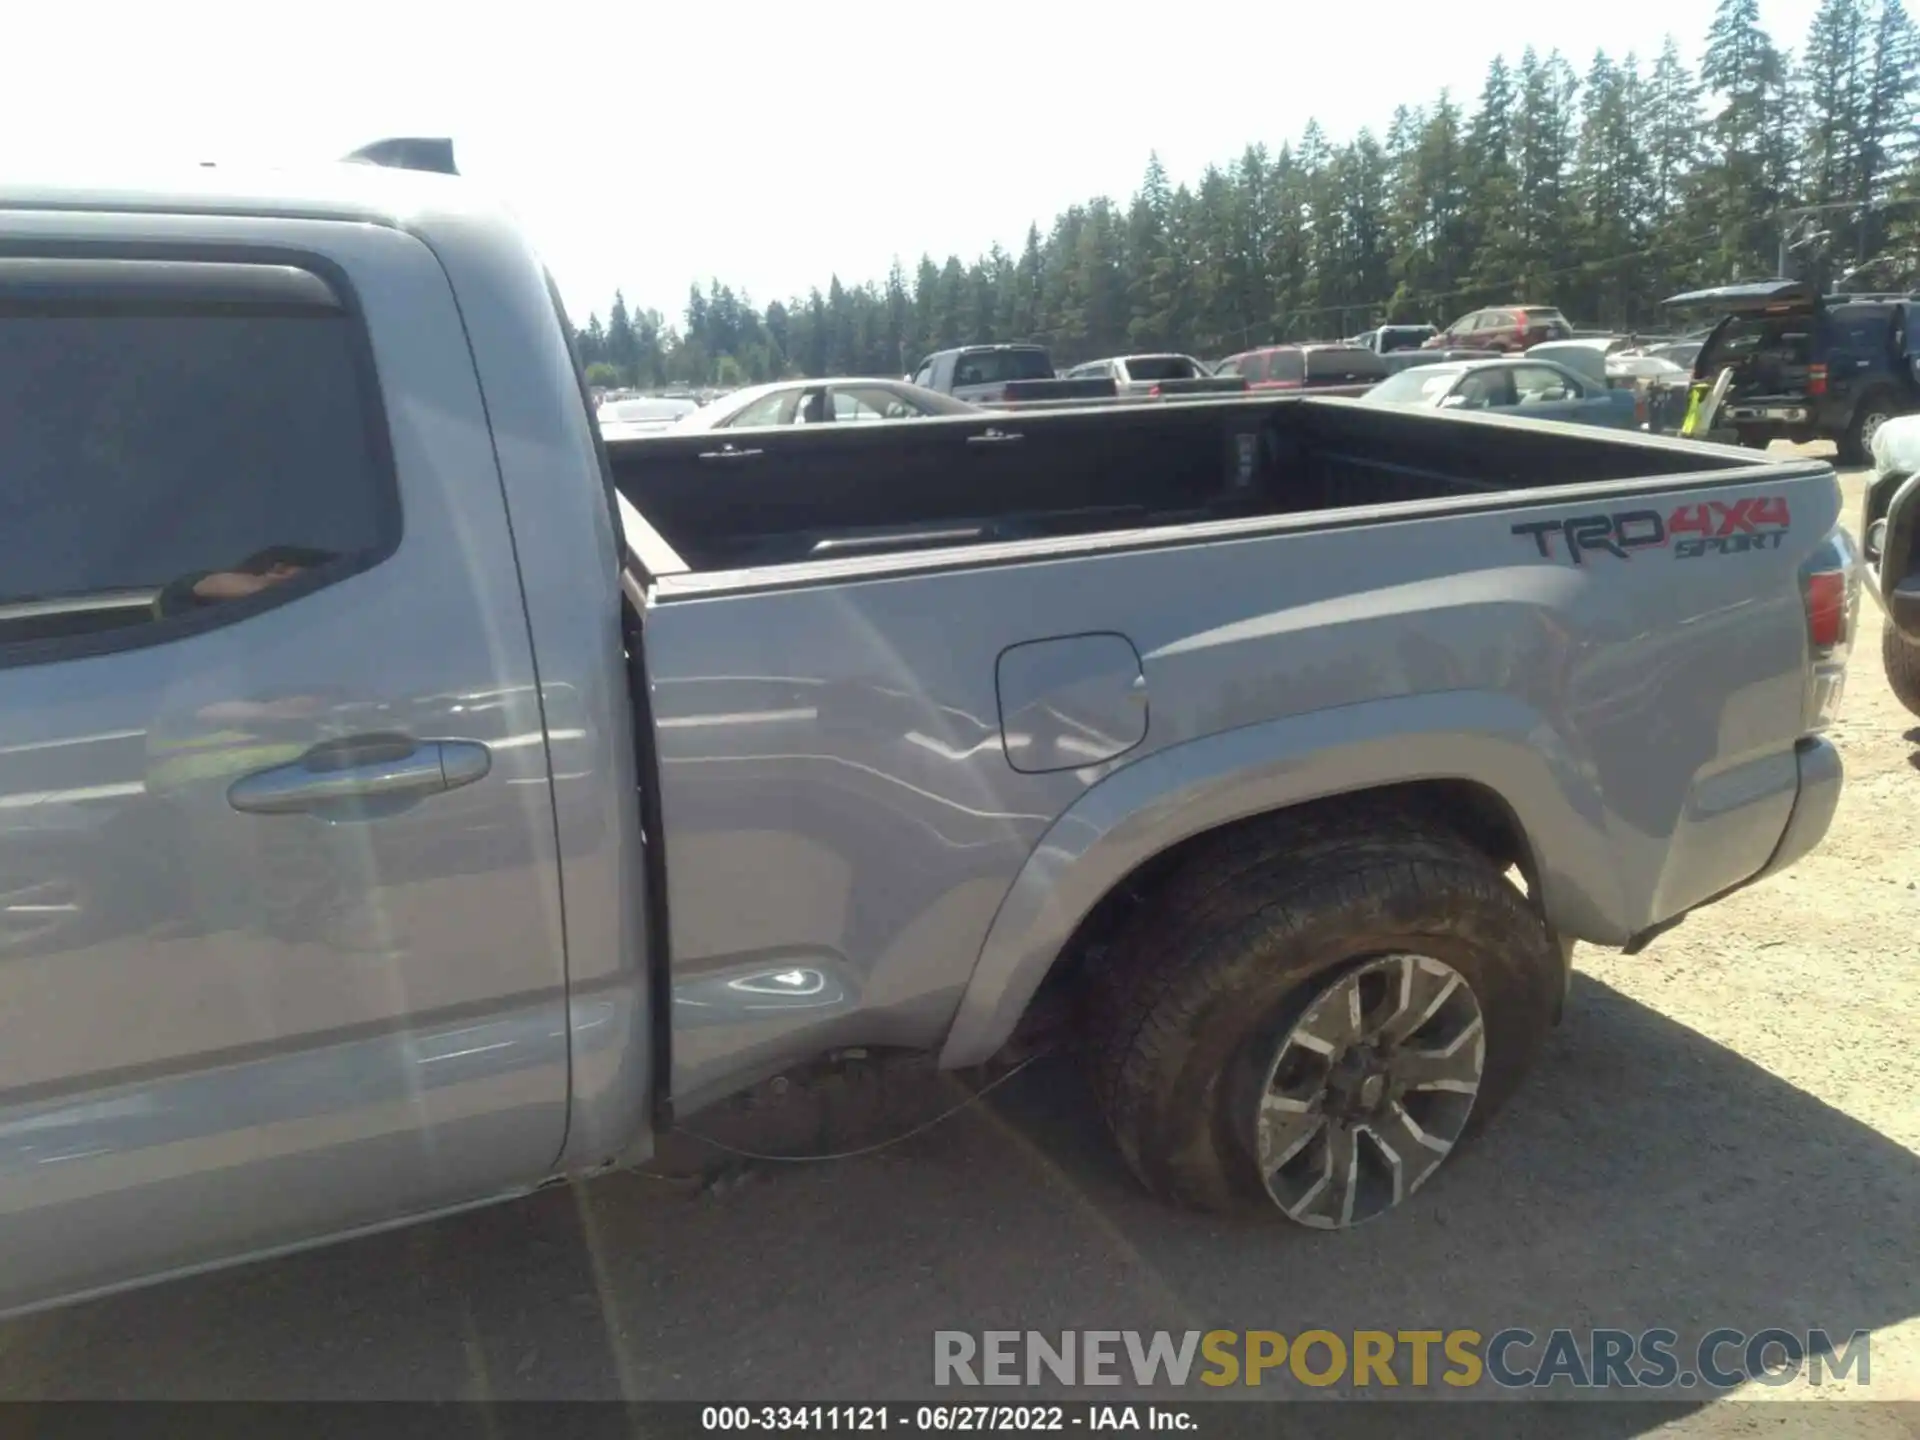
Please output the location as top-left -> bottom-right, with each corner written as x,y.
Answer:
228,737 -> 492,817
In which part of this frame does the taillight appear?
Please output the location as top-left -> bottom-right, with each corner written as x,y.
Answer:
1800,535 -> 1859,733
1634,389 -> 1649,426
1808,363 -> 1828,396
1805,569 -> 1846,654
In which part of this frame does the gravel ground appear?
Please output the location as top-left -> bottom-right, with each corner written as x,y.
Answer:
1,455 -> 1914,1434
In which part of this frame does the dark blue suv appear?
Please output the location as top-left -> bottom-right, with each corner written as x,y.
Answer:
1665,280 -> 1920,464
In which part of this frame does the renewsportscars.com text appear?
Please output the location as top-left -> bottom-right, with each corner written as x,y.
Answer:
933,1328 -> 1871,1391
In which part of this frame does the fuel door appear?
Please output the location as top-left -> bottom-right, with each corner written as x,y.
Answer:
996,632 -> 1149,775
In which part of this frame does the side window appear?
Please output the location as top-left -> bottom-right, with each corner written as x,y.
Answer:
1240,353 -> 1269,383
912,362 -> 935,387
831,387 -> 911,422
1454,369 -> 1513,408
1510,364 -> 1579,402
0,262 -> 397,657
726,390 -> 801,428
1215,358 -> 1241,378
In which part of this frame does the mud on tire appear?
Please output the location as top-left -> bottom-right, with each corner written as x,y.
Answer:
1083,808 -> 1562,1220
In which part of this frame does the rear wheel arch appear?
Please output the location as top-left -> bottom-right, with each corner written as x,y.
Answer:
966,779 -> 1550,1066
1081,811 -> 1562,1218
1057,777 -> 1541,959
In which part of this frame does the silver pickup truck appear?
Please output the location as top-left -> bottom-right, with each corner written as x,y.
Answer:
0,149 -> 1862,1319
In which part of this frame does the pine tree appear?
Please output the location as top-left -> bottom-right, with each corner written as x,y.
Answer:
883,260 -> 912,375
1464,55 -> 1522,304
1125,154 -> 1178,349
1861,0 -> 1920,265
1701,0 -> 1795,278
1800,0 -> 1871,220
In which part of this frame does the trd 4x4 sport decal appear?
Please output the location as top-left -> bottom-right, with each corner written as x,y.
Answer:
1512,497 -> 1792,565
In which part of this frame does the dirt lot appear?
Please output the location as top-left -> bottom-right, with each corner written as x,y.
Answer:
1,456 -> 1914,1432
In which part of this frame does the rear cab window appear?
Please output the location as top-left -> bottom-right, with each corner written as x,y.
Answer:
952,347 -> 1053,386
0,257 -> 397,660
1123,355 -> 1202,382
1304,347 -> 1389,384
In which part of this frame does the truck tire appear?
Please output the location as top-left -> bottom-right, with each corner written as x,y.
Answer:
1839,392 -> 1900,467
1884,624 -> 1920,718
1084,811 -> 1560,1226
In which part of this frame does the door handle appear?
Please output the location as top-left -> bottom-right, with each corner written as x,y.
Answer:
228,737 -> 492,817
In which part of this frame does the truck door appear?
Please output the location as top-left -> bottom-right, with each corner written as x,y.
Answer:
0,219 -> 570,1315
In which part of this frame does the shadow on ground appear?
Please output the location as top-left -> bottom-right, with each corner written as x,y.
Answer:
2,973 -> 1915,1433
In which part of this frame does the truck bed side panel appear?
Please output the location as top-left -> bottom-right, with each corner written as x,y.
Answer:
640,467 -> 1839,1101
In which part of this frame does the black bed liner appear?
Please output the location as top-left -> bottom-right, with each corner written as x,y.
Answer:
607,395 -> 1757,573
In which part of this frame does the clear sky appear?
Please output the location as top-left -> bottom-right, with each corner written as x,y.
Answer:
4,0 -> 1821,327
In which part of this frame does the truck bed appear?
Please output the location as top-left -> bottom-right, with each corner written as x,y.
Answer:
616,394 -> 1842,1108
607,394 -> 1765,576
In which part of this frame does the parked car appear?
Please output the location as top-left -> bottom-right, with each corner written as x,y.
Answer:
913,345 -> 1116,406
1215,344 -> 1390,394
597,395 -> 701,439
671,378 -> 977,432
1352,324 -> 1439,354
1527,340 -> 1691,430
1062,353 -> 1246,398
0,139 -> 1862,1317
1864,413 -> 1920,714
1644,339 -> 1704,371
1361,356 -> 1641,429
1664,281 -> 1920,464
1422,306 -> 1574,353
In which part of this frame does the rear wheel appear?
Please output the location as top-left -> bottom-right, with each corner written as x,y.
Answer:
1840,394 -> 1899,467
1084,811 -> 1561,1223
1884,624 -> 1920,719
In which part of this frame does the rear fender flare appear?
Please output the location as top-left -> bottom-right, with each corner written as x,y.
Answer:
937,690 -> 1622,1069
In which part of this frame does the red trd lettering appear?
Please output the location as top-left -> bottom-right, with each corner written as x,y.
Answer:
1669,504 -> 1714,537
1712,499 -> 1759,535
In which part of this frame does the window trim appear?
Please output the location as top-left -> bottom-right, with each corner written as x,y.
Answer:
0,240 -> 404,671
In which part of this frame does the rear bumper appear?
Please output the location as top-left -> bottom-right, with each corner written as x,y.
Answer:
1722,403 -> 1811,426
1622,736 -> 1843,954
1749,736 -> 1844,885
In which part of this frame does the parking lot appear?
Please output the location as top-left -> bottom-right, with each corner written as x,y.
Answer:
1,457 -> 1914,1430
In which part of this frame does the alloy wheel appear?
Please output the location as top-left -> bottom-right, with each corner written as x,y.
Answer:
1252,953 -> 1486,1228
